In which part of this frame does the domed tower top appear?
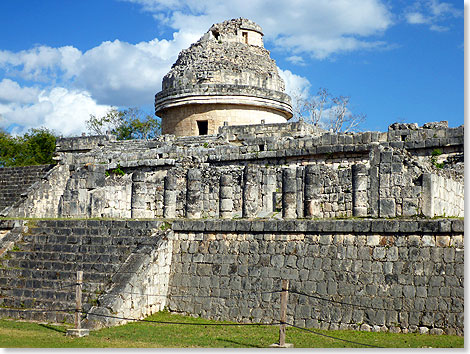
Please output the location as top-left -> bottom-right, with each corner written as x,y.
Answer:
204,18 -> 264,47
155,18 -> 292,136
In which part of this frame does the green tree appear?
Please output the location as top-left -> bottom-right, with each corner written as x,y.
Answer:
0,128 -> 57,167
87,108 -> 161,140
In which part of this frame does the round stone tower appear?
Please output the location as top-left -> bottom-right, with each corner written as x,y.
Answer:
155,18 -> 293,136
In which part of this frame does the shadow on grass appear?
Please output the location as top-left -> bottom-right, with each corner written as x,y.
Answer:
216,338 -> 263,348
39,323 -> 66,334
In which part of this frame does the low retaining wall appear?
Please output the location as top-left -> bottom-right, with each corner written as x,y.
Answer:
168,218 -> 464,335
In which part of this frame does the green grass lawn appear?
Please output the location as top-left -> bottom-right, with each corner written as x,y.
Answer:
0,311 -> 463,348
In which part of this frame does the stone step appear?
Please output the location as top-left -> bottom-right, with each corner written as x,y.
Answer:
0,268 -> 114,283
0,288 -> 76,304
4,250 -> 125,264
18,243 -> 138,255
19,234 -> 157,247
30,219 -> 162,229
0,308 -> 75,324
0,277 -> 104,293
1,259 -> 120,273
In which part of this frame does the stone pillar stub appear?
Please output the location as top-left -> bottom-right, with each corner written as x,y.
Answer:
186,168 -> 201,219
422,173 -> 433,218
242,164 -> 260,218
164,173 -> 177,218
304,165 -> 321,218
131,171 -> 146,219
296,166 -> 304,218
369,144 -> 381,218
219,174 -> 233,218
282,167 -> 297,219
262,169 -> 276,213
352,164 -> 368,217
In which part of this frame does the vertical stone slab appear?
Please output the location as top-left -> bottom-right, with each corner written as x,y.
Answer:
186,168 -> 201,219
131,171 -> 150,218
163,173 -> 177,218
352,164 -> 368,217
368,144 -> 381,218
242,164 -> 260,218
304,165 -> 321,218
296,166 -> 304,218
219,174 -> 233,218
262,169 -> 277,213
421,173 -> 433,218
282,167 -> 297,219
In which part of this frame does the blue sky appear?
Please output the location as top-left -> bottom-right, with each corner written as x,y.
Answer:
0,0 -> 464,136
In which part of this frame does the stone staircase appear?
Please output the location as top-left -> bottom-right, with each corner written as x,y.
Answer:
0,165 -> 54,213
0,219 -> 165,324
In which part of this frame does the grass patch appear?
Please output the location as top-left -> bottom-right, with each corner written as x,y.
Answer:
0,311 -> 463,348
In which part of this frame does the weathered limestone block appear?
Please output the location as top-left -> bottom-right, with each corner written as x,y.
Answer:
242,164 -> 260,218
164,173 -> 177,218
304,165 -> 321,218
282,167 -> 297,218
262,169 -> 276,214
186,168 -> 201,218
219,175 -> 233,218
296,166 -> 304,218
352,164 -> 368,217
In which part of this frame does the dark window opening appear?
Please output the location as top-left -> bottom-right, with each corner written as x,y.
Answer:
259,144 -> 265,152
242,31 -> 248,44
212,30 -> 220,40
197,121 -> 208,135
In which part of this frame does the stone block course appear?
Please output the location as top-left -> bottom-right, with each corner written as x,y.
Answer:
167,218 -> 463,335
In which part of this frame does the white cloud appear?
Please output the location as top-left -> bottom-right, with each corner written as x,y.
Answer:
0,83 -> 112,136
404,0 -> 462,31
0,79 -> 40,104
0,46 -> 81,82
72,31 -> 197,105
286,56 -> 306,66
278,68 -> 311,99
405,12 -> 428,24
122,0 -> 394,59
0,31 -> 197,109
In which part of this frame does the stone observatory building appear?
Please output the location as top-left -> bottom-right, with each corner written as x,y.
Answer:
155,18 -> 293,136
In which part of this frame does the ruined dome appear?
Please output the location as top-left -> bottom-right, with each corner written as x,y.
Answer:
155,18 -> 293,136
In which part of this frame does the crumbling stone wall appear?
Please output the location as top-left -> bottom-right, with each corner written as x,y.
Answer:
422,173 -> 464,218
6,164 -> 69,218
2,121 -> 463,221
0,219 -> 170,328
0,165 -> 54,215
168,219 -> 464,335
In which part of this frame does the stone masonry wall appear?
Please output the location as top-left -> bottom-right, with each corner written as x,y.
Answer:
7,164 -> 69,218
0,219 -> 170,329
1,121 -> 463,221
422,173 -> 464,218
0,165 -> 54,215
168,219 -> 464,335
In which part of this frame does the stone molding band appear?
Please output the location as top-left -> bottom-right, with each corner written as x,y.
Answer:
155,84 -> 292,117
